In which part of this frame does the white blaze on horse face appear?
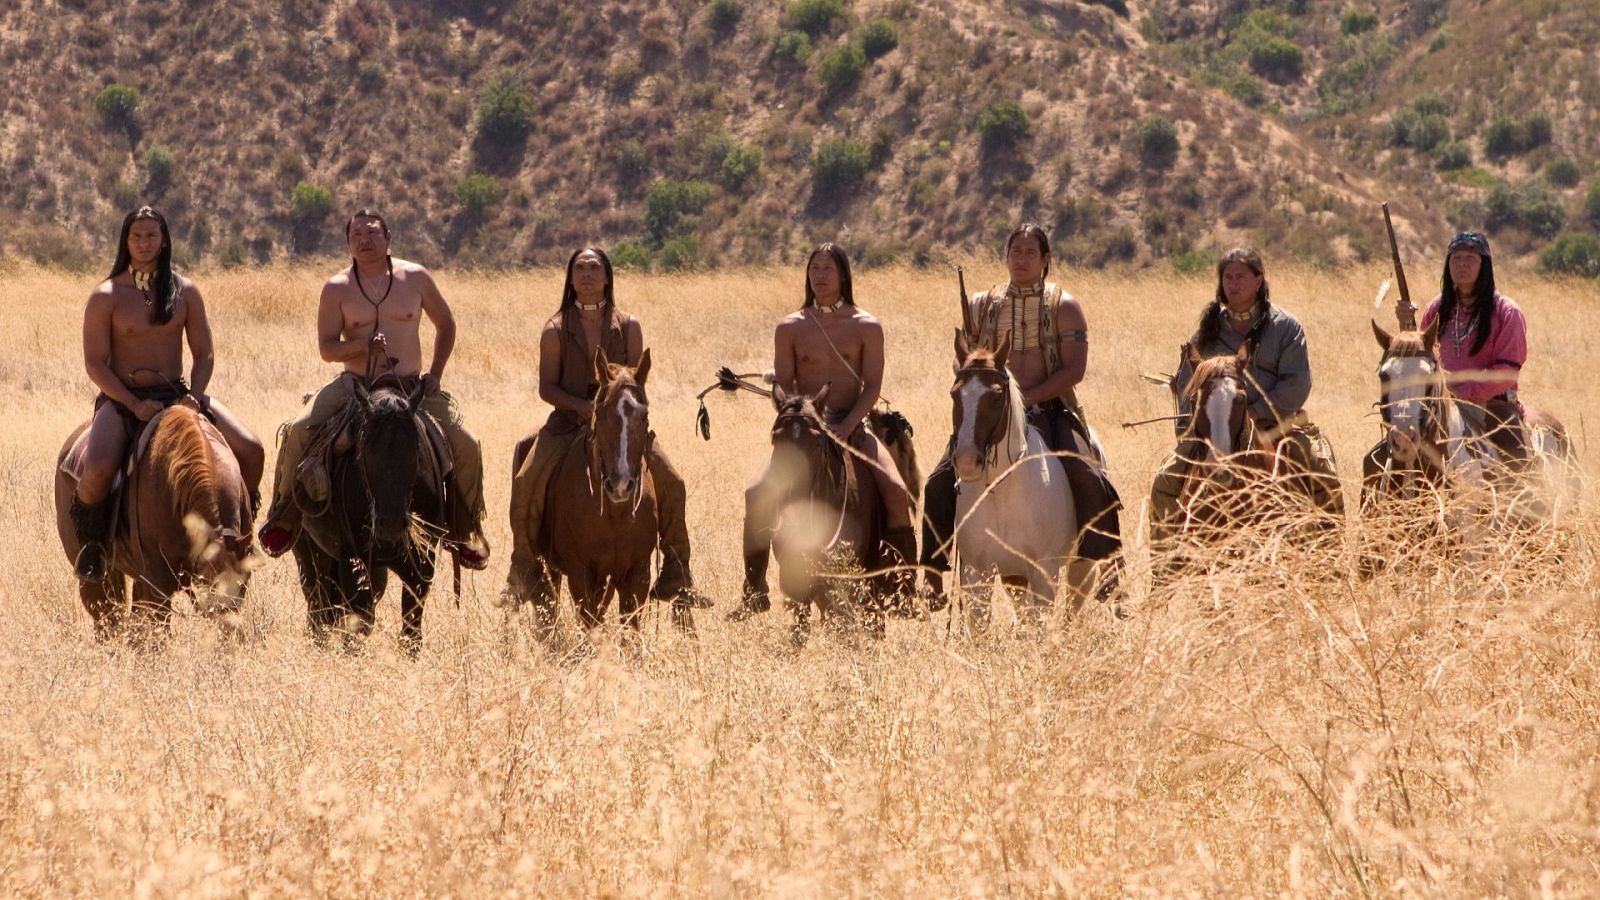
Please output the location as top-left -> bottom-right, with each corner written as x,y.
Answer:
1381,356 -> 1430,463
952,377 -> 988,481
614,392 -> 641,486
1202,376 -> 1239,461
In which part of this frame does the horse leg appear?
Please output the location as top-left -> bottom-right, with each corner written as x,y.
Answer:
80,576 -> 125,641
397,549 -> 437,657
294,539 -> 343,646
128,571 -> 177,650
959,562 -> 991,637
569,570 -> 603,631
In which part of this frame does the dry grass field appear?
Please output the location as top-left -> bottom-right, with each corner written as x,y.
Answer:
2,259 -> 1599,896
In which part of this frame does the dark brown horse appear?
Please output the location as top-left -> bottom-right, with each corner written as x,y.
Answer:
538,348 -> 665,634
55,404 -> 257,641
766,383 -> 891,646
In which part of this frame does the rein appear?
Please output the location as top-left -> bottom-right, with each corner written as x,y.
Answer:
588,382 -> 649,517
954,365 -> 1016,472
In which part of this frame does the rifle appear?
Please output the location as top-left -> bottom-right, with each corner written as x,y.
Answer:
1382,201 -> 1417,331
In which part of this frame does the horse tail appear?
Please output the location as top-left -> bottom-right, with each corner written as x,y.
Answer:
870,410 -> 921,515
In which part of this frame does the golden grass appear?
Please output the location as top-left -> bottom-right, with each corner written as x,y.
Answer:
3,261 -> 1599,895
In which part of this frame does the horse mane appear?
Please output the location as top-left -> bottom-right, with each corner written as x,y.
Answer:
1384,331 -> 1431,358
153,406 -> 222,530
1182,355 -> 1243,402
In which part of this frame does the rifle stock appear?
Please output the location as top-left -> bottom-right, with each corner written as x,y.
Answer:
1382,201 -> 1417,331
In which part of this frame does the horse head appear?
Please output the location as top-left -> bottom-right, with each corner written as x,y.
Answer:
951,328 -> 1020,483
768,381 -> 842,498
1372,319 -> 1443,468
1181,341 -> 1255,464
591,346 -> 652,507
356,383 -> 425,545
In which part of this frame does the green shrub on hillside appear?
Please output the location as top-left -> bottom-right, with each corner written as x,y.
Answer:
455,174 -> 504,217
810,138 -> 871,194
1136,116 -> 1180,171
774,30 -> 813,63
708,0 -> 742,32
861,19 -> 898,59
1340,10 -> 1379,35
1226,74 -> 1265,108
1250,37 -> 1303,83
1484,113 -> 1553,160
474,72 -> 534,147
611,240 -> 653,270
1545,157 -> 1581,188
658,234 -> 701,270
978,101 -> 1030,152
645,178 -> 714,240
94,83 -> 140,130
1586,180 -> 1600,226
785,0 -> 845,37
1485,182 -> 1564,238
1086,0 -> 1129,16
1433,140 -> 1471,171
1539,233 -> 1600,278
1389,111 -> 1450,151
720,143 -> 762,189
817,42 -> 866,95
142,145 -> 176,194
288,181 -> 333,225
1171,249 -> 1216,274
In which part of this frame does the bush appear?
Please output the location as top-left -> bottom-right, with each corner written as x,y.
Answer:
474,71 -> 534,147
1586,180 -> 1600,225
1394,112 -> 1450,151
94,83 -> 140,130
1545,157 -> 1581,188
1340,9 -> 1379,35
1539,233 -> 1600,278
810,137 -> 871,194
977,100 -> 1030,152
142,144 -> 176,194
1483,113 -> 1551,159
658,234 -> 701,270
1249,37 -> 1303,83
708,0 -> 742,31
356,62 -> 386,94
1486,182 -> 1564,238
611,241 -> 653,270
1226,74 -> 1265,108
644,178 -> 714,240
614,138 -> 649,179
860,19 -> 899,59
455,173 -> 504,217
817,41 -> 866,95
1524,113 -> 1553,149
785,0 -> 845,36
1433,140 -> 1471,171
774,30 -> 813,63
1136,115 -> 1180,170
1172,249 -> 1216,275
1087,0 -> 1128,16
288,181 -> 333,225
719,143 -> 762,189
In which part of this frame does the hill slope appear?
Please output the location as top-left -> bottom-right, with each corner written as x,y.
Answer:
1,0 -> 1596,273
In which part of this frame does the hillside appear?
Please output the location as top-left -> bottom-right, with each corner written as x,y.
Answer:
2,0 -> 1598,274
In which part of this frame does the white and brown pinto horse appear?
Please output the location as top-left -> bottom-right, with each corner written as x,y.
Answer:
1364,321 -> 1577,529
949,330 -> 1079,627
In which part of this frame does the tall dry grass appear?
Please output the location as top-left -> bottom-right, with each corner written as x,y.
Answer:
2,260 -> 1598,895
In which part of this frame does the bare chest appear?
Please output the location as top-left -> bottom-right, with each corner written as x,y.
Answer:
339,279 -> 422,332
110,290 -> 186,342
791,317 -> 864,367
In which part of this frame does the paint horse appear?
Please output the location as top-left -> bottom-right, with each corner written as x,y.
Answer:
56,404 -> 257,642
949,330 -> 1080,630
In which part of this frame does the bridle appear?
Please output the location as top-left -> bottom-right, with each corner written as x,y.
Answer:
589,379 -> 649,516
772,401 -> 849,547
953,364 -> 1016,471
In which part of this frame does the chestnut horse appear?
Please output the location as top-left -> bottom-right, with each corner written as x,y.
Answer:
949,330 -> 1078,629
292,382 -> 446,654
537,348 -> 665,634
55,404 -> 257,641
1363,321 -> 1577,528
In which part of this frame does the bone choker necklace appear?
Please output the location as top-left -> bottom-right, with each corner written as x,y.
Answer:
814,299 -> 843,314
576,299 -> 604,311
130,269 -> 155,305
1225,303 -> 1258,323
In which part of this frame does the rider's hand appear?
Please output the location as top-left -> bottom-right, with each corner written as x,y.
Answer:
133,399 -> 164,421
369,331 -> 388,351
421,372 -> 441,396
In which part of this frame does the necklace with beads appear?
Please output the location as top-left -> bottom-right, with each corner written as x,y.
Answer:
575,299 -> 604,312
813,298 -> 843,315
1225,303 -> 1258,323
131,269 -> 154,305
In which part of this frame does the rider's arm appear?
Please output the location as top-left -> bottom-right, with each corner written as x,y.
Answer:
417,269 -> 456,385
1172,344 -> 1197,436
625,317 -> 644,368
317,281 -> 367,365
183,282 -> 215,398
772,319 -> 798,393
838,318 -> 884,436
82,287 -> 140,408
1019,296 -> 1089,407
537,319 -> 590,415
1254,319 -> 1312,423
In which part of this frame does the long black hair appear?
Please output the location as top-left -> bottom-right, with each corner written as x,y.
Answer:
560,247 -> 615,312
1196,246 -> 1273,352
802,242 -> 855,308
1005,224 -> 1052,279
1439,239 -> 1497,355
110,206 -> 180,325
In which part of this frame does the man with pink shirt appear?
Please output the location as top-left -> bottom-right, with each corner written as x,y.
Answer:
1395,231 -> 1528,464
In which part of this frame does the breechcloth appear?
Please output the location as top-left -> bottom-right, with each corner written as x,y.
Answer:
95,380 -> 195,442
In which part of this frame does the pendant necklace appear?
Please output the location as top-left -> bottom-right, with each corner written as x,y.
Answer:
131,269 -> 154,306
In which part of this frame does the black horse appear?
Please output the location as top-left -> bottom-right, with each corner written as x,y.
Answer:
292,383 -> 446,654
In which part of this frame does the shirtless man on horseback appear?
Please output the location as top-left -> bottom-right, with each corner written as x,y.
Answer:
257,210 -> 489,568
729,242 -> 917,620
501,246 -> 709,612
921,225 -> 1123,603
67,207 -> 265,582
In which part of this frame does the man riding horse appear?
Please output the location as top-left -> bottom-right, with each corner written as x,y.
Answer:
501,247 -> 710,613
920,224 -> 1123,604
66,206 -> 265,582
1150,247 -> 1343,538
728,242 -> 918,621
257,210 -> 490,569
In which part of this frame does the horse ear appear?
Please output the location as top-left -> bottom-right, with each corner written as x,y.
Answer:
1235,339 -> 1252,365
634,348 -> 651,386
1422,319 -> 1439,355
954,328 -> 970,362
1184,342 -> 1201,367
813,383 -> 831,411
1372,319 -> 1394,351
994,329 -> 1013,370
593,346 -> 611,385
771,382 -> 788,409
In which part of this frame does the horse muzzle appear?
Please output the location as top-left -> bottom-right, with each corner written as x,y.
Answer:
1386,425 -> 1421,466
952,447 -> 986,483
603,475 -> 637,505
